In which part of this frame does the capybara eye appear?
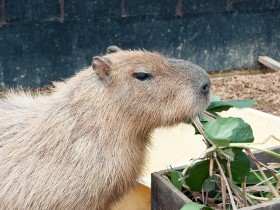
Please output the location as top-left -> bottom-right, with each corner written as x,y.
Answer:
132,72 -> 153,81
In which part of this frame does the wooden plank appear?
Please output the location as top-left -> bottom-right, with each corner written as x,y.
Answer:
258,56 -> 280,71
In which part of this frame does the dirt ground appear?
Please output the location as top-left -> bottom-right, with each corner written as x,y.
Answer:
210,70 -> 280,117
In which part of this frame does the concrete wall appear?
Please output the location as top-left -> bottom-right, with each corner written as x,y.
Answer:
0,0 -> 280,88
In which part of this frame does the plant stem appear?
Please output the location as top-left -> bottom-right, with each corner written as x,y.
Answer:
214,153 -> 238,210
246,149 -> 280,198
229,143 -> 280,159
209,156 -> 214,176
270,174 -> 280,200
221,174 -> 227,210
204,111 -> 217,120
226,158 -> 233,180
242,176 -> 249,207
257,161 -> 278,183
247,194 -> 277,201
181,158 -> 197,178
227,177 -> 244,206
192,115 -> 215,146
255,172 -> 280,186
181,145 -> 217,177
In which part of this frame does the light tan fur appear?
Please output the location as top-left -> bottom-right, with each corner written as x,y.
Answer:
0,48 -> 211,210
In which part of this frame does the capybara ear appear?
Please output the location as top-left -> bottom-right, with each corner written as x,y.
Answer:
107,46 -> 122,54
92,56 -> 112,80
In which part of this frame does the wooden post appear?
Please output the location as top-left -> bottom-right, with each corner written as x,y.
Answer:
58,0 -> 64,23
120,0 -> 126,17
258,56 -> 280,72
0,0 -> 6,28
176,0 -> 183,17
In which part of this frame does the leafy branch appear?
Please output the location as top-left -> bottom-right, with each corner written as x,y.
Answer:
170,95 -> 280,210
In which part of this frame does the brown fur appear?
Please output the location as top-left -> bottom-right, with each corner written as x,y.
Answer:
0,47 -> 211,210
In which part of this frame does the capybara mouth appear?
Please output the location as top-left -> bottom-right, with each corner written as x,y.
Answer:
188,90 -> 212,123
187,110 -> 216,125
183,112 -> 200,124
184,116 -> 192,124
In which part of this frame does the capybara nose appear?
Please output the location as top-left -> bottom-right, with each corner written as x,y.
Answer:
201,81 -> 211,95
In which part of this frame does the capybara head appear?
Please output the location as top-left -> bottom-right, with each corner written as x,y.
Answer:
91,46 -> 211,130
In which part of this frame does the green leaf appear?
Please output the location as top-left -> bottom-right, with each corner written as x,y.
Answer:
232,147 -> 244,153
198,112 -> 221,123
207,110 -> 221,118
202,175 -> 219,192
185,160 -> 210,192
199,113 -> 212,122
181,202 -> 214,210
223,148 -> 235,161
229,151 -> 250,183
210,94 -> 221,102
230,181 -> 257,206
204,117 -> 254,146
207,99 -> 256,112
170,170 -> 183,191
246,171 -> 273,185
246,171 -> 263,184
208,104 -> 232,112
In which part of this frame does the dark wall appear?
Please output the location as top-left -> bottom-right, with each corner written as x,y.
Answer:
0,0 -> 280,88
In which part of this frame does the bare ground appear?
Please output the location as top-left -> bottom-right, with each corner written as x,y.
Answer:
211,70 -> 280,117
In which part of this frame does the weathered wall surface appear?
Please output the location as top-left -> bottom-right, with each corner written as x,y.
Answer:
0,0 -> 280,88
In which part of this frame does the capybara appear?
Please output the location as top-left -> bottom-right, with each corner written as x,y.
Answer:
0,46 -> 211,210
